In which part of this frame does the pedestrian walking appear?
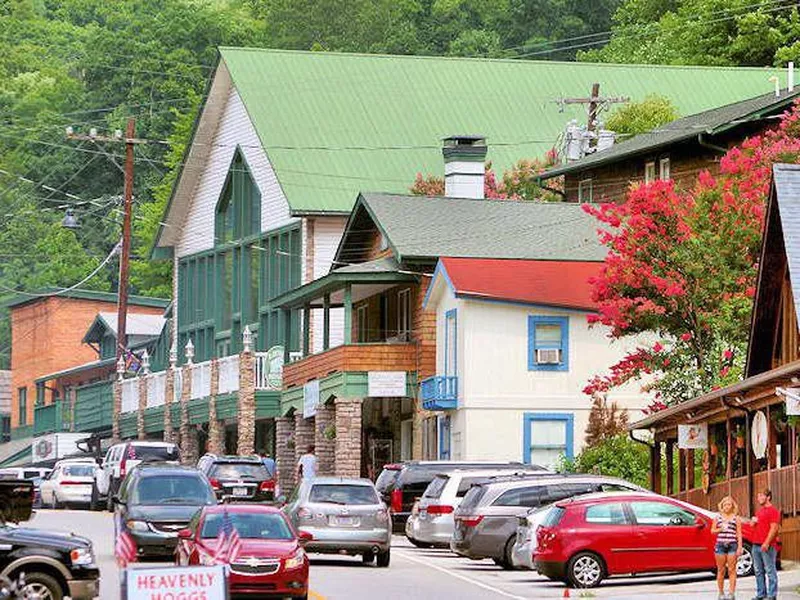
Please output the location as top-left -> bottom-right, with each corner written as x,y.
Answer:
711,496 -> 742,600
260,451 -> 276,478
296,445 -> 317,481
751,489 -> 781,600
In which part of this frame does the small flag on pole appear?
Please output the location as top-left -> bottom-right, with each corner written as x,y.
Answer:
115,529 -> 137,568
212,510 -> 242,564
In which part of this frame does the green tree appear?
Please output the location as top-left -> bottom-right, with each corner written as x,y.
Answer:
606,94 -> 679,136
560,434 -> 650,487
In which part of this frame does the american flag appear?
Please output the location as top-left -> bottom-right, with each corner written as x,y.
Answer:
212,511 -> 242,564
115,529 -> 137,568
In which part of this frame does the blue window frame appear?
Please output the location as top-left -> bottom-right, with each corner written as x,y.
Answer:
528,315 -> 569,371
523,412 -> 574,468
445,309 -> 457,377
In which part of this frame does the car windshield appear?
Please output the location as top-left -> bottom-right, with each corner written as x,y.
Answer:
132,475 -> 214,505
458,485 -> 488,511
128,445 -> 179,461
62,465 -> 94,477
200,512 -> 293,540
210,463 -> 269,480
309,484 -> 378,505
422,475 -> 449,499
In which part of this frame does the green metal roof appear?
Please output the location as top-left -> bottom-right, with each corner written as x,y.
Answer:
2,288 -> 169,310
219,47 -> 782,215
540,90 -> 800,180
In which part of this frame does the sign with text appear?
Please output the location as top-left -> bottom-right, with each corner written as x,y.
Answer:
368,371 -> 407,397
125,565 -> 226,600
303,380 -> 320,419
265,345 -> 284,390
677,423 -> 708,449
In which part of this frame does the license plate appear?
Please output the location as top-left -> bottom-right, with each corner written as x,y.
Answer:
330,516 -> 359,527
232,487 -> 248,497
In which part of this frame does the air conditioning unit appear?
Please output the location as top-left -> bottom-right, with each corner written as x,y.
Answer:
536,348 -> 561,365
288,351 -> 303,363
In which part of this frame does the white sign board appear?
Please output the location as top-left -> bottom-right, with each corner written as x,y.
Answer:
368,371 -> 407,397
752,410 -> 768,459
125,565 -> 226,600
677,424 -> 708,449
303,380 -> 320,419
32,433 -> 89,464
266,345 -> 284,390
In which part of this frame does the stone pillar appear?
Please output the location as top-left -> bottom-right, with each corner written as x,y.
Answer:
237,350 -> 256,455
412,399 -> 430,460
111,380 -> 122,443
334,397 -> 362,478
163,368 -> 175,444
180,365 -> 196,465
207,359 -> 224,454
137,376 -> 147,440
294,413 -> 315,470
276,416 -> 296,495
314,403 -> 335,476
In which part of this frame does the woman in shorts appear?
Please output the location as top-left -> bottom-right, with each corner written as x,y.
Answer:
711,496 -> 742,600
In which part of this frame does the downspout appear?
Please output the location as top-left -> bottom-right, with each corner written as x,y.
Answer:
722,396 -> 755,516
697,133 -> 728,155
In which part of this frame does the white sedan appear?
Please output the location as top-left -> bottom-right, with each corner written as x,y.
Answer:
40,462 -> 97,509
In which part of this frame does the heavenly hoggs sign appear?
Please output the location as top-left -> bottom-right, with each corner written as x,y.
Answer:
125,566 -> 226,600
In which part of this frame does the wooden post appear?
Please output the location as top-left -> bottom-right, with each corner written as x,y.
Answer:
343,285 -> 352,345
322,294 -> 330,351
282,310 -> 291,364
652,441 -> 662,494
727,416 -> 733,496
687,449 -> 695,491
665,441 -> 674,495
679,448 -> 687,493
302,304 -> 311,357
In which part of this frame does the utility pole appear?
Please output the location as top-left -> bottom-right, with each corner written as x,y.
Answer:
558,83 -> 629,148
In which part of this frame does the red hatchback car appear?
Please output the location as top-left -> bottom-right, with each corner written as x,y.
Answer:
534,492 -> 767,588
175,504 -> 311,598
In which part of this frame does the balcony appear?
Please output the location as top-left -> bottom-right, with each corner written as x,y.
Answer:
420,375 -> 458,410
33,401 -> 70,436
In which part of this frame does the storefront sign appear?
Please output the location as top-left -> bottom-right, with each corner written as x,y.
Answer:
752,410 -> 768,459
778,386 -> 800,416
125,565 -> 226,600
265,345 -> 284,390
677,424 -> 708,449
368,371 -> 407,397
303,380 -> 320,419
32,435 -> 55,463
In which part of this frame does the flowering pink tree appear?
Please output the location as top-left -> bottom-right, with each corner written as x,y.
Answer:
584,104 -> 800,411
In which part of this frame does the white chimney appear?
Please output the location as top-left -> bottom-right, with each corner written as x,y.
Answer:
442,135 -> 487,199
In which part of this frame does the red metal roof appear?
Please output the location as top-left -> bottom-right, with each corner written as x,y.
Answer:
438,257 -> 600,311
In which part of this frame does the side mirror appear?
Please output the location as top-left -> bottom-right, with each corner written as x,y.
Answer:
178,528 -> 193,540
298,530 -> 313,546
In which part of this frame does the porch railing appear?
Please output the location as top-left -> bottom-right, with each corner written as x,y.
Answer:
420,375 -> 458,410
218,355 -> 240,394
146,372 -> 167,408
190,361 -> 212,400
120,378 -> 139,413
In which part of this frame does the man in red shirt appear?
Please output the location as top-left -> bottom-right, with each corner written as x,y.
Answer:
751,489 -> 780,600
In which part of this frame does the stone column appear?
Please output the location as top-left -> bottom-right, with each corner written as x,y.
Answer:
180,365 -> 196,465
294,413 -> 315,469
207,359 -> 224,454
111,380 -> 122,443
237,350 -> 256,455
137,376 -> 147,440
334,397 -> 362,478
276,416 -> 296,495
314,403 -> 335,476
163,367 -> 175,444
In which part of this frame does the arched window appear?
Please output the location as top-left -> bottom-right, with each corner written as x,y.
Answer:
215,151 -> 261,245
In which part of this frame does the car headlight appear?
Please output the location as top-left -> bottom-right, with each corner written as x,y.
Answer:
70,548 -> 95,566
284,549 -> 306,570
126,520 -> 149,532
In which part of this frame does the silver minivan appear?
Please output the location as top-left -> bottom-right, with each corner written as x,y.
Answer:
284,477 -> 392,567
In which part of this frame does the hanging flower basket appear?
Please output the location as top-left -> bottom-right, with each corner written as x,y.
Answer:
323,423 -> 336,441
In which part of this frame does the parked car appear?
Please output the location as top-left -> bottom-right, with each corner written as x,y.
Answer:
381,461 -> 548,534
113,463 -> 216,558
284,477 -> 391,567
533,492 -> 765,588
0,468 -> 52,509
409,468 -> 543,548
40,460 -> 97,509
0,478 -> 99,599
94,441 -> 180,511
452,474 -> 645,569
176,504 -> 311,598
197,454 -> 276,503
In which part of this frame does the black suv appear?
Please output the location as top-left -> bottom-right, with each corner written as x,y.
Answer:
381,461 -> 548,532
0,479 -> 99,599
197,454 -> 276,503
114,463 -> 216,558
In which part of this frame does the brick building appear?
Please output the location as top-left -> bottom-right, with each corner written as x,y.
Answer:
539,90 -> 800,204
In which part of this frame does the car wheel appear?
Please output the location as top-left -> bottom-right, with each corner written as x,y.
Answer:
376,548 -> 391,568
362,551 -> 375,564
500,536 -> 517,571
737,545 -> 754,577
567,552 -> 605,588
492,558 -> 505,567
17,571 -> 64,600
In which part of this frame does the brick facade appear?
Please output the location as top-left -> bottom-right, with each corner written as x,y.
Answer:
137,377 -> 147,440
207,359 -> 224,454
111,379 -> 122,443
237,350 -> 255,455
180,364 -> 196,465
334,397 -> 362,477
275,416 -> 295,494
163,368 -> 175,443
294,413 -> 315,477
314,403 -> 335,476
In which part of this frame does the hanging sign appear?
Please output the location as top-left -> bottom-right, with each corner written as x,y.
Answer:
265,345 -> 284,390
752,410 -> 768,459
125,565 -> 226,600
303,380 -> 320,419
777,386 -> 800,416
368,371 -> 407,397
677,423 -> 708,449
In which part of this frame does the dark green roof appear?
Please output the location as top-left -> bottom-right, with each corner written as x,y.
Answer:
3,288 -> 169,310
345,193 -> 607,263
218,47 -> 783,216
540,90 -> 800,180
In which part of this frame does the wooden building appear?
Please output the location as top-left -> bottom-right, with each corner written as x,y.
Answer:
630,163 -> 800,561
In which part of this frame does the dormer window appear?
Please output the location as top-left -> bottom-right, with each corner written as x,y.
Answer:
215,151 -> 261,245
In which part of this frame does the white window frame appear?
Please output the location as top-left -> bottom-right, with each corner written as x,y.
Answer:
397,288 -> 411,341
659,157 -> 671,181
645,161 -> 656,184
578,178 -> 592,202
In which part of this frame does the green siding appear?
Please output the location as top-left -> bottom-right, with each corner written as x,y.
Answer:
255,391 -> 280,419
119,413 -> 137,440
10,425 -> 33,441
188,398 -> 210,425
216,47 -> 785,215
170,402 -> 181,426
33,401 -> 70,436
144,406 -> 165,434
74,381 -> 113,433
216,394 -> 238,421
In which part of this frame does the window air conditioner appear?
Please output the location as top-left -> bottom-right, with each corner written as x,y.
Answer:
536,348 -> 561,365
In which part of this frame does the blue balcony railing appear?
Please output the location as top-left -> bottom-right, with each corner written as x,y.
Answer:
420,375 -> 458,410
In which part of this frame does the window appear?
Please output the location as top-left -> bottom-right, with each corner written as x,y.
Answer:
356,304 -> 369,343
523,412 -> 574,469
17,388 -> 27,426
438,415 -> 451,460
528,316 -> 568,371
645,161 -> 656,184
493,485 -> 548,508
445,309 -> 457,377
578,178 -> 592,202
215,152 -> 261,245
629,501 -> 697,526
398,289 -> 411,340
585,502 -> 628,525
309,484 -> 379,505
659,157 -> 670,181
35,383 -> 45,407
